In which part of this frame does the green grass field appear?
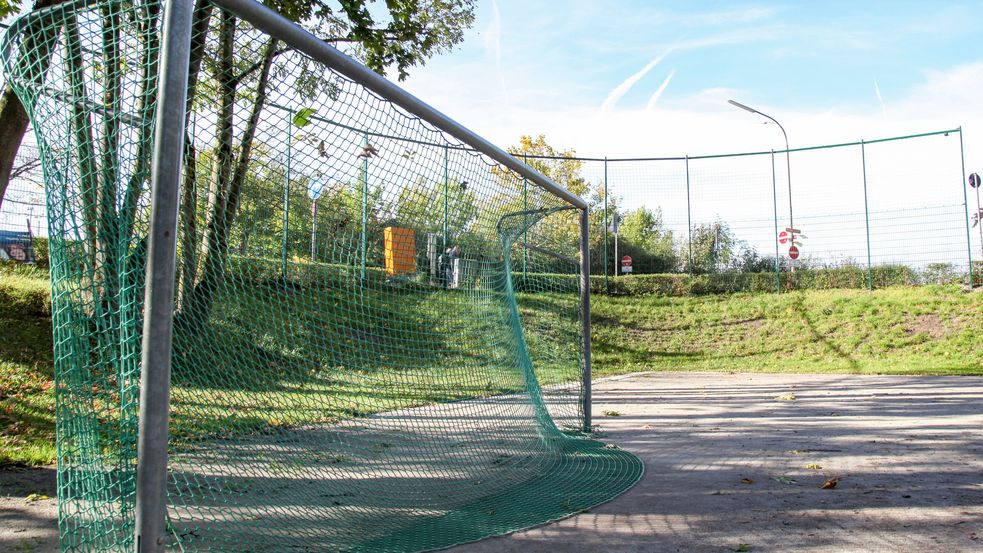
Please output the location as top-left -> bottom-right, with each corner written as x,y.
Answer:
2,262 -> 981,467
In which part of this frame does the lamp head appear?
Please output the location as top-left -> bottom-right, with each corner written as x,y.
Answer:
728,99 -> 758,115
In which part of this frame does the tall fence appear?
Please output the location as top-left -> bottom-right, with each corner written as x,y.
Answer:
1,89 -> 974,292
559,129 -> 974,293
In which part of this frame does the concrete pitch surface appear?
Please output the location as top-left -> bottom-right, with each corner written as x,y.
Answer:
451,372 -> 983,553
2,373 -> 981,553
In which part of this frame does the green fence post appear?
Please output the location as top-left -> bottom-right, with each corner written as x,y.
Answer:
361,133 -> 368,280
603,157 -> 608,293
282,109 -> 292,280
770,150 -> 780,293
522,153 -> 528,282
685,155 -> 693,276
443,143 -> 449,252
959,127 -> 974,287
861,140 -> 873,290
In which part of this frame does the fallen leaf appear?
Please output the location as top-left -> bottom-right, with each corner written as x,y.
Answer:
641,424 -> 655,429
805,463 -> 822,470
602,410 -> 621,417
821,477 -> 839,489
733,544 -> 751,552
775,394 -> 796,401
740,478 -> 755,484
25,493 -> 50,502
773,476 -> 798,485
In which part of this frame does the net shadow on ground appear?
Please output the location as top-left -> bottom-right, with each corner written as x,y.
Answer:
167,393 -> 643,552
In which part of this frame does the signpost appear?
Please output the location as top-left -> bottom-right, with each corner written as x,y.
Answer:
621,255 -> 633,274
780,227 -> 805,262
970,173 -> 982,258
611,214 -> 620,278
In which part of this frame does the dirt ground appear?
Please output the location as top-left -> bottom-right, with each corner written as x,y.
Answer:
2,372 -> 982,553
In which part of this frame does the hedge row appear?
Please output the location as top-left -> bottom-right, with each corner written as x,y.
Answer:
514,264 -> 978,296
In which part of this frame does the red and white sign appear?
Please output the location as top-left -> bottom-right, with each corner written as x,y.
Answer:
778,230 -> 790,244
620,255 -> 633,273
788,245 -> 800,260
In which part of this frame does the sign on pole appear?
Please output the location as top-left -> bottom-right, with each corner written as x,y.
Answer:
620,255 -> 633,273
788,245 -> 800,260
778,230 -> 789,244
970,173 -> 981,189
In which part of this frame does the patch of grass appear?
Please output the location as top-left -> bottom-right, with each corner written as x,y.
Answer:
589,285 -> 983,376
3,258 -> 982,467
0,262 -> 55,467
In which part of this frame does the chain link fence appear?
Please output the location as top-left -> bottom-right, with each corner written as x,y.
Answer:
570,128 -> 974,293
2,121 -> 975,292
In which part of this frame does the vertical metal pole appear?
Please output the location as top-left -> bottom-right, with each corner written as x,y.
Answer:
685,156 -> 693,275
361,134 -> 369,280
603,157 -> 608,292
135,0 -> 194,551
443,144 -> 449,251
770,150 -> 781,294
281,110 -> 292,278
861,140 -> 873,290
976,185 -> 982,259
522,153 -> 528,281
579,207 -> 592,433
311,199 -> 317,260
958,128 -> 974,286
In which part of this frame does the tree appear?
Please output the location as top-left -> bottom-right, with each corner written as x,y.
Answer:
686,219 -> 736,274
618,206 -> 676,273
0,0 -> 477,307
170,0 -> 475,327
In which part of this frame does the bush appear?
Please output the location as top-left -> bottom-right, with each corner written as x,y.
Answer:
0,261 -> 51,316
32,237 -> 49,269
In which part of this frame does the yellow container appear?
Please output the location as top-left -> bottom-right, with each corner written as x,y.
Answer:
384,227 -> 417,276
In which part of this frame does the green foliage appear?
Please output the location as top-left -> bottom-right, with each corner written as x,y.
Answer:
617,206 -> 676,273
685,219 -> 736,274
30,237 -> 48,269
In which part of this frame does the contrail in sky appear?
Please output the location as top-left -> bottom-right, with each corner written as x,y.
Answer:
874,79 -> 886,117
600,49 -> 673,113
645,69 -> 676,111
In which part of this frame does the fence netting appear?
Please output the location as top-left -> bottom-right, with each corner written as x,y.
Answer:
0,0 -> 643,551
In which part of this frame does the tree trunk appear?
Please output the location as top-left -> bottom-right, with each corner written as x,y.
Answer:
0,0 -> 68,214
182,31 -> 278,330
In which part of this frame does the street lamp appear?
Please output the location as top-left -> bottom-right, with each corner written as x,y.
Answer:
728,99 -> 794,230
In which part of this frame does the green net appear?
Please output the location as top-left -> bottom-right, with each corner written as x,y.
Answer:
0,0 -> 642,550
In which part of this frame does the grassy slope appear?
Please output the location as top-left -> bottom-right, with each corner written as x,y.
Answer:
2,261 -> 981,467
591,286 -> 983,376
0,264 -> 55,467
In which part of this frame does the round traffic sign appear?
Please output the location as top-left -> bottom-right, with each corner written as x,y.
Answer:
778,230 -> 789,244
788,245 -> 800,260
970,173 -> 981,189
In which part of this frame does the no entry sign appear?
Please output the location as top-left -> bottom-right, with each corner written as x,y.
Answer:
621,255 -> 633,273
788,245 -> 800,260
778,230 -> 790,244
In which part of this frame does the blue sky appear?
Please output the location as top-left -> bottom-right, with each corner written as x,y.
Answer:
399,1 -> 983,158
394,1 -> 983,265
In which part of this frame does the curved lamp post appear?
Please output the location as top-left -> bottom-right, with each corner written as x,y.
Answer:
729,99 -> 794,229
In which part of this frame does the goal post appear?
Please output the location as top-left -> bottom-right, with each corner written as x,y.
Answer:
1,0 -> 638,551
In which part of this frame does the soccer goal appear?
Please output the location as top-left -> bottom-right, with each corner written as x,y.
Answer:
0,0 -> 642,550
